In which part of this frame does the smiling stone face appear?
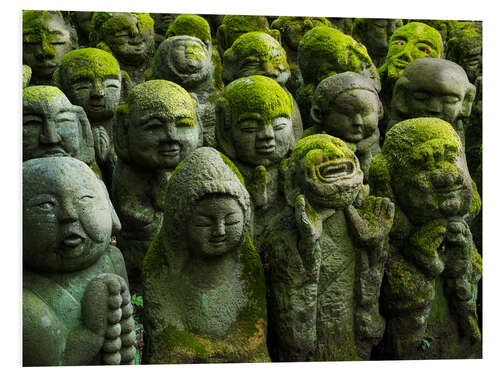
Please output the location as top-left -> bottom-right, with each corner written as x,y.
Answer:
23,157 -> 114,273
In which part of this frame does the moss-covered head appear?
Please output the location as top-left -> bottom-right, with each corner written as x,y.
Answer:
271,16 -> 331,51
446,28 -> 482,83
165,14 -> 212,46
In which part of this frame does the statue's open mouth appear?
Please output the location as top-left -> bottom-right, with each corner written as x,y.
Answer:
317,160 -> 355,182
160,143 -> 180,157
256,144 -> 276,155
435,183 -> 463,196
391,59 -> 408,69
60,234 -> 85,258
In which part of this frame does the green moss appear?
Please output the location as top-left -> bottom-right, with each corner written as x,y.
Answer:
408,221 -> 446,258
59,48 -> 120,82
270,16 -> 331,34
220,15 -> 272,45
23,65 -> 32,88
166,14 -> 211,45
23,85 -> 65,105
91,12 -> 154,43
142,230 -> 164,276
90,161 -> 103,180
23,10 -> 59,55
446,28 -> 482,62
159,324 -> 209,362
219,152 -> 246,187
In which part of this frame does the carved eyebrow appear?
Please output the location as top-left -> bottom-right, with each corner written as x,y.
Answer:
416,40 -> 436,49
48,30 -> 64,36
392,35 -> 407,42
238,113 -> 262,122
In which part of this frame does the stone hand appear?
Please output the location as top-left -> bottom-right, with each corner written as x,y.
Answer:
93,126 -> 110,164
443,217 -> 473,277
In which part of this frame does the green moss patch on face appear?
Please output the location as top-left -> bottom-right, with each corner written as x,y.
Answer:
165,14 -> 211,46
59,48 -> 120,84
223,75 -> 293,124
23,85 -> 66,106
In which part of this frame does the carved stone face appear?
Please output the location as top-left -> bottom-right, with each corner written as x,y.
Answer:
446,29 -> 482,84
23,157 -> 113,272
187,195 -> 245,258
23,12 -> 74,83
168,37 -> 210,76
151,13 -> 179,35
282,17 -> 329,51
385,22 -> 443,82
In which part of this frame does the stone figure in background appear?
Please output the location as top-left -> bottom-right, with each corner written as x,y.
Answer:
23,10 -> 78,86
305,72 -> 383,180
216,75 -> 297,242
262,134 -> 394,361
112,80 -> 203,283
222,31 -> 303,141
150,13 -> 179,49
23,157 -> 136,366
142,147 -> 269,364
152,36 -> 218,146
270,17 -> 332,95
69,11 -> 94,48
23,86 -> 97,173
296,26 -> 380,128
327,18 -> 354,35
369,118 -> 481,359
55,48 -> 130,188
352,18 -> 403,67
90,12 -> 155,87
23,65 -> 32,88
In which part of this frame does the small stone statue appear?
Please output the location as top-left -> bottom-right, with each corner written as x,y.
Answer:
23,65 -> 32,88
352,18 -> 403,67
327,17 -> 354,35
142,147 -> 269,364
23,86 -> 96,170
261,134 -> 394,361
151,36 -> 218,146
55,48 -> 130,189
23,156 -> 136,366
90,12 -> 155,87
68,11 -> 94,48
112,80 -> 203,282
305,72 -> 383,180
216,75 -> 297,242
23,10 -> 77,86
369,118 -> 482,359
150,13 -> 179,49
296,26 -> 380,128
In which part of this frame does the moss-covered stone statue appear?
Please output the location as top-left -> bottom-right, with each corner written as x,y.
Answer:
142,147 -> 269,364
222,31 -> 303,142
23,157 -> 136,366
296,26 -> 380,128
23,65 -> 32,88
90,12 -> 155,87
327,17 -> 354,35
352,18 -> 403,67
23,86 -> 97,172
261,134 -> 394,361
23,10 -> 78,86
369,118 -> 481,359
152,36 -> 218,147
55,48 -> 131,189
68,11 -> 94,48
112,80 -> 203,283
150,13 -> 179,49
304,72 -> 383,181
216,75 -> 298,243
270,17 -> 332,95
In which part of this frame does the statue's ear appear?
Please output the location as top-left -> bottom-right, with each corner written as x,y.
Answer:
215,98 -> 236,159
98,179 -> 122,234
460,83 -> 477,119
73,105 -> 96,164
268,29 -> 282,45
310,103 -> 323,124
113,106 -> 130,162
281,157 -> 301,207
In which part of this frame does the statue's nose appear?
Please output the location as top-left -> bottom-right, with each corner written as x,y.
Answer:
257,124 -> 274,140
91,83 -> 105,98
36,41 -> 56,59
40,120 -> 61,144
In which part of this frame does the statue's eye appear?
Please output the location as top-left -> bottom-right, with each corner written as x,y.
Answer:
443,95 -> 460,105
225,213 -> 241,226
193,216 -> 212,227
412,91 -> 429,101
75,83 -> 90,91
51,41 -> 66,45
418,45 -> 431,54
79,195 -> 94,202
393,39 -> 406,46
37,201 -> 55,210
104,81 -> 120,89
239,120 -> 258,133
176,118 -> 194,128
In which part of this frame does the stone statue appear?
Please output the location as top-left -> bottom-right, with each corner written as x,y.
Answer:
90,12 -> 155,87
327,18 -> 354,35
112,80 -> 203,283
261,134 -> 394,361
216,75 -> 297,243
222,31 -> 303,142
305,72 -> 383,180
23,10 -> 77,86
68,11 -> 94,48
142,147 -> 269,364
296,26 -> 380,128
270,17 -> 332,95
23,156 -> 136,366
369,118 -> 481,359
152,36 -> 218,146
150,13 -> 179,49
23,65 -> 32,88
55,48 -> 130,189
352,18 -> 403,67
23,86 -> 96,171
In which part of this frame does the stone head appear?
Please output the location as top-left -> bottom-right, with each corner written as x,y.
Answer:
352,18 -> 403,63
391,58 -> 476,126
151,13 -> 179,37
216,75 -> 295,167
23,86 -> 94,164
23,156 -> 120,273
90,12 -> 155,67
23,11 -> 77,84
152,36 -> 211,88
298,26 -> 380,90
114,80 -> 202,170
311,72 -> 383,143
55,48 -> 123,122
372,118 -> 473,225
223,32 -> 290,86
165,14 -> 212,48
282,134 -> 363,209
383,22 -> 443,84
270,16 -> 331,52
69,11 -> 93,45
446,28 -> 482,83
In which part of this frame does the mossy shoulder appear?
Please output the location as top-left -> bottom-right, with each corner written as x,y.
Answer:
59,48 -> 120,81
166,14 -> 211,45
23,85 -> 65,104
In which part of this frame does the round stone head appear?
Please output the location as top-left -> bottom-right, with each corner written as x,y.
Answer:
55,48 -> 123,122
23,157 -> 120,273
311,72 -> 383,143
270,16 -> 331,52
23,86 -> 94,164
282,134 -> 364,209
375,118 -> 473,224
23,11 -> 77,84
223,32 -> 290,86
446,28 -> 482,83
216,75 -> 295,167
298,26 -> 380,90
382,22 -> 444,83
165,14 -> 212,48
391,58 -> 476,125
114,80 -> 203,170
